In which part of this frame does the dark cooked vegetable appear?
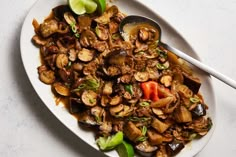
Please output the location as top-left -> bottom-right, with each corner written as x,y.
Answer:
151,118 -> 170,133
53,5 -> 71,20
69,97 -> 85,113
123,121 -> 142,142
183,72 -> 201,94
174,105 -> 192,123
191,104 -> 206,118
135,141 -> 158,157
166,141 -> 185,156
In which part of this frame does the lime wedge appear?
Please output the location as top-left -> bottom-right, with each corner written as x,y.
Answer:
96,131 -> 123,151
68,0 -> 98,15
94,0 -> 106,14
117,141 -> 134,157
84,0 -> 98,13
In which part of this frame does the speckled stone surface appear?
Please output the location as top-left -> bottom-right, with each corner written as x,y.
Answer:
1,0 -> 236,156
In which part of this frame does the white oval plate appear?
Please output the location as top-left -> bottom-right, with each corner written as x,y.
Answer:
20,0 -> 216,156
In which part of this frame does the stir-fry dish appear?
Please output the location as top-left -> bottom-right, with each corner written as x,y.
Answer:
32,3 -> 212,157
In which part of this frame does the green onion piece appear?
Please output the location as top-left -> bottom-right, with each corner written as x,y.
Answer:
188,133 -> 197,140
75,32 -> 80,38
190,97 -> 200,103
112,33 -> 120,40
156,63 -> 167,70
139,102 -> 150,107
128,117 -> 151,122
72,78 -> 100,92
141,126 -> 147,136
136,136 -> 147,142
124,84 -> 133,95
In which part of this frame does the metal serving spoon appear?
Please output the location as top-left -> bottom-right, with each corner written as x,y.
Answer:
119,15 -> 236,89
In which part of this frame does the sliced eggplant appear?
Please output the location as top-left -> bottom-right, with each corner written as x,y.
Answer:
183,72 -> 201,94
69,97 -> 85,114
123,121 -> 142,142
191,104 -> 206,118
174,105 -> 192,123
151,118 -> 170,133
166,141 -> 185,156
135,141 -> 158,157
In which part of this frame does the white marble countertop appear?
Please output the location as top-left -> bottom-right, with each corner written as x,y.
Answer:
1,0 -> 236,156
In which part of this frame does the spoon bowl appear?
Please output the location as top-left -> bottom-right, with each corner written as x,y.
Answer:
119,15 -> 236,89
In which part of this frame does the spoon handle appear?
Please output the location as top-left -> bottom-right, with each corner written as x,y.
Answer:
161,42 -> 236,89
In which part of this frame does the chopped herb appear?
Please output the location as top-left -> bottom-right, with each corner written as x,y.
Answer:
190,97 -> 200,103
89,98 -> 95,104
75,32 -> 80,38
112,33 -> 120,40
136,136 -> 147,142
156,63 -> 167,70
95,116 -> 101,123
72,78 -> 100,92
188,133 -> 197,140
141,126 -> 147,136
139,101 -> 150,107
71,24 -> 77,33
66,61 -> 72,68
124,84 -> 133,95
128,117 -> 151,122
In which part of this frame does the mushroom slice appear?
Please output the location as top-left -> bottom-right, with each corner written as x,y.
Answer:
53,82 -> 70,96
135,141 -> 158,157
39,19 -> 58,38
94,5 -> 118,24
160,75 -> 173,87
80,30 -> 97,47
56,53 -> 69,69
32,35 -> 49,46
134,71 -> 149,82
110,95 -> 122,106
68,49 -> 78,61
107,66 -> 121,77
78,48 -> 94,62
101,95 -> 109,107
102,82 -> 113,95
91,106 -> 104,123
152,108 -> 167,119
139,27 -> 149,42
64,12 -> 76,25
109,104 -> 124,116
38,69 -> 55,84
81,90 -> 98,107
95,25 -> 109,41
